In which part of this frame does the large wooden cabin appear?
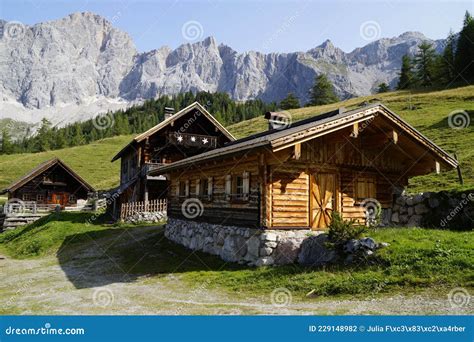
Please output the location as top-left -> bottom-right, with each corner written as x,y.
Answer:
110,102 -> 235,216
150,103 -> 458,230
1,158 -> 95,208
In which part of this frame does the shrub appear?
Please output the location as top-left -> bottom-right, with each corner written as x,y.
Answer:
327,211 -> 367,253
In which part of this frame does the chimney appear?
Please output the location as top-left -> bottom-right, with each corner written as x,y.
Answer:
264,111 -> 292,130
164,107 -> 175,120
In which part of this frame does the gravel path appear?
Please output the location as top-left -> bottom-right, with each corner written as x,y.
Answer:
1,252 -> 472,315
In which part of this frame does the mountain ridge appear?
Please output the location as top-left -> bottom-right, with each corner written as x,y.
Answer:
0,12 -> 445,126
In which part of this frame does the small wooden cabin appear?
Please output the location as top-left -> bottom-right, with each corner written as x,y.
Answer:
1,158 -> 95,208
110,102 -> 235,215
150,103 -> 458,230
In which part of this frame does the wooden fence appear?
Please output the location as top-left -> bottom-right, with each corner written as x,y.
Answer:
120,199 -> 167,220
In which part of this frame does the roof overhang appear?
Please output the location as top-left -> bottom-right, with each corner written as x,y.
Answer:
111,102 -> 236,162
148,104 -> 458,175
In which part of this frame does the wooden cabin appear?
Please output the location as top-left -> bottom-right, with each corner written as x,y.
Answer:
0,158 -> 95,208
150,103 -> 458,230
110,102 -> 235,216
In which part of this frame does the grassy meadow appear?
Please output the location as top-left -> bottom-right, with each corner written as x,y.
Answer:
0,212 -> 472,299
0,86 -> 473,193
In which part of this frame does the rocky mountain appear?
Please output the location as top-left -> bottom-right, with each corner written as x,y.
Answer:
0,12 -> 445,126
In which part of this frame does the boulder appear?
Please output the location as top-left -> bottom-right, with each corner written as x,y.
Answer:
273,239 -> 301,265
255,257 -> 274,267
414,203 -> 429,215
260,247 -> 273,257
359,237 -> 377,250
261,232 -> 277,242
344,239 -> 361,253
297,234 -> 337,266
246,236 -> 260,258
391,212 -> 400,223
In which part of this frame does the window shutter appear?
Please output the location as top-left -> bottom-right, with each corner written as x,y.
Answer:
195,179 -> 200,196
176,182 -> 180,197
185,180 -> 190,197
243,171 -> 250,198
225,175 -> 232,200
207,177 -> 213,197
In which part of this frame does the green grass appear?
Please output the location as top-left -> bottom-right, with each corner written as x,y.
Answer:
1,213 -> 472,298
0,86 -> 472,192
0,212 -> 153,258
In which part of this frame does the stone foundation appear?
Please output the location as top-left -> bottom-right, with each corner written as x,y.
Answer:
165,218 -> 315,266
389,191 -> 473,229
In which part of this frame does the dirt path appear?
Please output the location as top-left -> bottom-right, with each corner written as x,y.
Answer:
0,253 -> 472,315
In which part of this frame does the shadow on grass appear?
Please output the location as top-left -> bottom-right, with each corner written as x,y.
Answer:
56,225 -> 245,289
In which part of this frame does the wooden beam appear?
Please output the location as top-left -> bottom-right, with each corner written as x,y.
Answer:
351,122 -> 359,138
392,130 -> 398,144
293,143 -> 302,160
435,161 -> 441,174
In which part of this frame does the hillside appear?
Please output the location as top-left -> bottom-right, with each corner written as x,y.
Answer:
0,86 -> 473,193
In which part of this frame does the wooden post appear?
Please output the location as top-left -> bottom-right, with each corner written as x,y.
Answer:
293,143 -> 301,160
351,122 -> 359,138
454,153 -> 464,185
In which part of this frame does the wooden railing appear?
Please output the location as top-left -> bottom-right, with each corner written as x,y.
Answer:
120,199 -> 167,220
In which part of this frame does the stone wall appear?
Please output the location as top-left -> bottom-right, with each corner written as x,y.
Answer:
389,191 -> 473,229
165,218 -> 314,266
125,211 -> 167,224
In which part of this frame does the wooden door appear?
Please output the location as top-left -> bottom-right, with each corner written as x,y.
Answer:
52,193 -> 68,207
311,173 -> 337,230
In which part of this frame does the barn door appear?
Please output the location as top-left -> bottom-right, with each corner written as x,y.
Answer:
311,173 -> 337,230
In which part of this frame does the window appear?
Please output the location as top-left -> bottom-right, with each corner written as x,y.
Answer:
178,180 -> 189,197
69,194 -> 76,203
355,175 -> 376,201
22,193 -> 32,201
226,172 -> 250,201
36,194 -> 45,202
198,178 -> 211,199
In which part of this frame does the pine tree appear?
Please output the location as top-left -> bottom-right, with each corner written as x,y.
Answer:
36,118 -> 52,151
397,54 -> 414,89
438,31 -> 457,85
308,74 -> 339,106
377,83 -> 390,93
279,92 -> 300,110
414,42 -> 437,87
455,11 -> 474,82
1,128 -> 13,154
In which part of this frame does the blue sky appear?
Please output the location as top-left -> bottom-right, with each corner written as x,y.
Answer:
1,0 -> 472,53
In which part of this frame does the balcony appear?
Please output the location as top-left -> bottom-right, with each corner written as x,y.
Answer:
167,132 -> 218,149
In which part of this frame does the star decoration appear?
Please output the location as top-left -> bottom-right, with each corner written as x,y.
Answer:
202,138 -> 208,144
177,135 -> 183,143
191,136 -> 196,142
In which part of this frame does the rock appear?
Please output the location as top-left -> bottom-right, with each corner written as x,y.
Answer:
414,203 -> 429,215
297,234 -> 337,266
413,194 -> 424,205
246,236 -> 260,258
359,237 -> 377,250
260,247 -> 273,257
391,212 -> 400,223
255,257 -> 274,267
216,230 -> 226,245
399,214 -> 409,224
407,206 -> 414,216
406,197 -> 414,206
428,197 -> 440,208
261,232 -> 277,242
377,242 -> 390,248
395,196 -> 406,206
400,206 -> 408,214
392,204 -> 400,212
273,239 -> 301,265
264,241 -> 278,248
407,215 -> 422,227
344,239 -> 361,253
